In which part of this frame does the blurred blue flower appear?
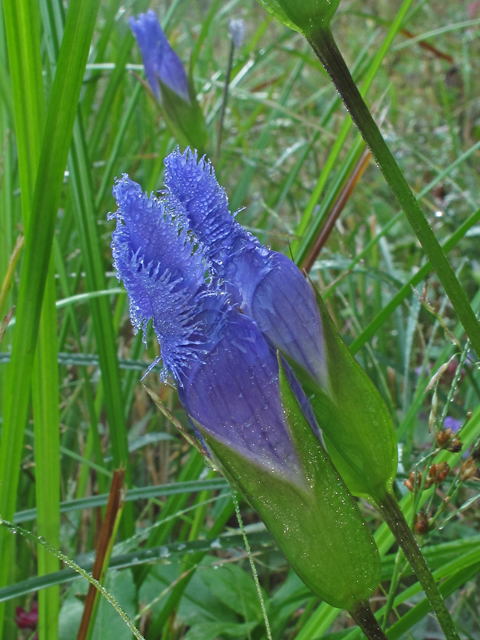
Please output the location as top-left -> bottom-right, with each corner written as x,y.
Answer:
444,416 -> 462,433
163,148 -> 328,387
129,10 -> 190,104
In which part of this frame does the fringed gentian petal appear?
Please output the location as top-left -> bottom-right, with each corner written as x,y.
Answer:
129,10 -> 190,104
110,175 -> 226,381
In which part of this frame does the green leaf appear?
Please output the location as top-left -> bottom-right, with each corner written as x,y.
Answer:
199,564 -> 263,622
183,621 -> 258,640
58,571 -> 136,640
159,78 -> 208,154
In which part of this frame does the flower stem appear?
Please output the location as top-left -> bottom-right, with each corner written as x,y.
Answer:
349,600 -> 387,640
308,26 -> 480,358
376,491 -> 460,640
215,37 -> 235,164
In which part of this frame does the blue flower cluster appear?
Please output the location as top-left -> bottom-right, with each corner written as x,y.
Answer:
110,148 -> 324,476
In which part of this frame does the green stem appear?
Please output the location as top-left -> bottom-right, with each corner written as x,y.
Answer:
215,37 -> 235,164
376,491 -> 460,640
349,600 -> 387,640
308,26 -> 480,358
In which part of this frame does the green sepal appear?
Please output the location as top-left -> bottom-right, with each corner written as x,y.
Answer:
257,0 -> 341,36
194,358 -> 381,611
159,76 -> 207,155
286,286 -> 398,504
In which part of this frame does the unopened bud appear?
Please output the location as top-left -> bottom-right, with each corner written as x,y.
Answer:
257,0 -> 341,36
414,512 -> 429,535
404,470 -> 422,493
460,457 -> 477,482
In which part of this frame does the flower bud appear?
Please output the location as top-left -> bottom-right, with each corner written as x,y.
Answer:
130,11 -> 207,153
257,0 -> 341,36
229,19 -> 245,48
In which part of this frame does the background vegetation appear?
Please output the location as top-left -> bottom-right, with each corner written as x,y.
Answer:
1,0 -> 480,639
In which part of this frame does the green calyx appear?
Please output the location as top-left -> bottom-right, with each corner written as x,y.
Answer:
194,359 -> 380,611
287,287 -> 398,504
159,77 -> 207,155
257,0 -> 341,36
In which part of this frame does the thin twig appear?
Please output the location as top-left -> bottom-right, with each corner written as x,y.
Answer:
77,468 -> 126,640
302,148 -> 372,273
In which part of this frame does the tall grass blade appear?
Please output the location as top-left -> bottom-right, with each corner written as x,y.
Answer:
0,2 -> 101,639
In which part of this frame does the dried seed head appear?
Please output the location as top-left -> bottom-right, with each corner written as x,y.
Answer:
426,462 -> 450,487
447,437 -> 463,453
404,470 -> 422,493
460,457 -> 477,482
436,428 -> 452,448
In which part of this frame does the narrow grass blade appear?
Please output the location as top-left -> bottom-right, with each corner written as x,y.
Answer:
0,530 -> 272,603
1,2 -> 54,639
13,478 -> 229,524
351,206 -> 480,354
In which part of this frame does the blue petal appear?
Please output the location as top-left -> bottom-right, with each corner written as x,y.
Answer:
163,148 -> 236,264
250,253 -> 327,387
179,312 -> 301,475
444,416 -> 462,433
110,175 -> 226,380
129,10 -> 190,104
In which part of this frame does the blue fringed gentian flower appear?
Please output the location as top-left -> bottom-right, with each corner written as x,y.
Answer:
109,160 -> 381,611
163,148 -> 398,506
